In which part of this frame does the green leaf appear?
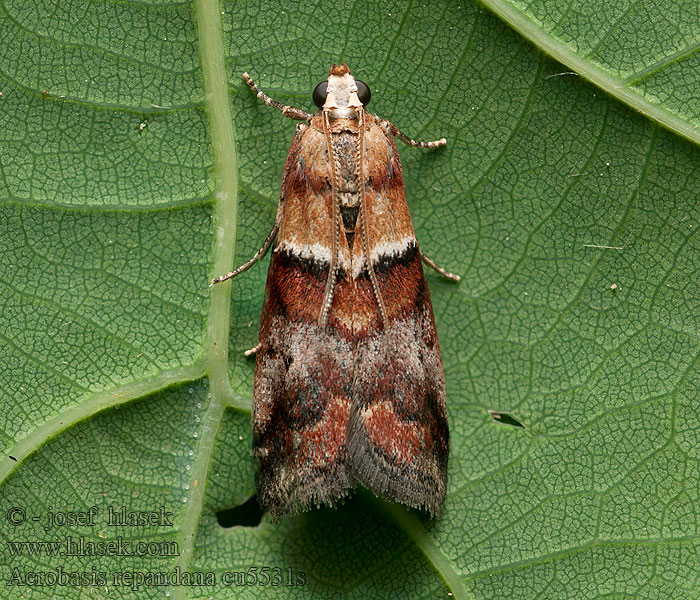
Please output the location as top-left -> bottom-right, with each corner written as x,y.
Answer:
1,0 -> 699,599
481,0 -> 700,144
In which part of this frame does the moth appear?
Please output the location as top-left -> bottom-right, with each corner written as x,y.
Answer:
213,64 -> 459,518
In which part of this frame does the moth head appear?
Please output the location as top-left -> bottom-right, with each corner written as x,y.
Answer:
313,63 -> 371,118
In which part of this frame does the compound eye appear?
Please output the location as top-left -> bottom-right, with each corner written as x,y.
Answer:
312,81 -> 328,108
356,80 -> 371,106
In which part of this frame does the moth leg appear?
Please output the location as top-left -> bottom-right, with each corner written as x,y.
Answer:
378,117 -> 447,148
243,73 -> 313,121
211,224 -> 278,285
243,342 -> 261,357
420,250 -> 461,282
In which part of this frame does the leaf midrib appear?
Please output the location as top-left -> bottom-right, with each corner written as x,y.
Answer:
169,0 -> 240,597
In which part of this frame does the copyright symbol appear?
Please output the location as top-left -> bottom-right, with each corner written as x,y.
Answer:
7,507 -> 25,526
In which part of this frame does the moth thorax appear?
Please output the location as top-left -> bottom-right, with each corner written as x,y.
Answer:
331,130 -> 361,248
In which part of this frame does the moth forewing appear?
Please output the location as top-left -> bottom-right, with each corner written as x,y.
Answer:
212,64 -> 455,518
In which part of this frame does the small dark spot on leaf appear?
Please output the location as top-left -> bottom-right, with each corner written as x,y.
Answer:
8,456 -> 17,462
216,496 -> 263,528
488,410 -> 525,429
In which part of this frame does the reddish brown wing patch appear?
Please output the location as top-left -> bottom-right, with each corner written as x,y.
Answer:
344,119 -> 449,514
254,112 -> 449,518
346,262 -> 449,516
253,127 -> 353,517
